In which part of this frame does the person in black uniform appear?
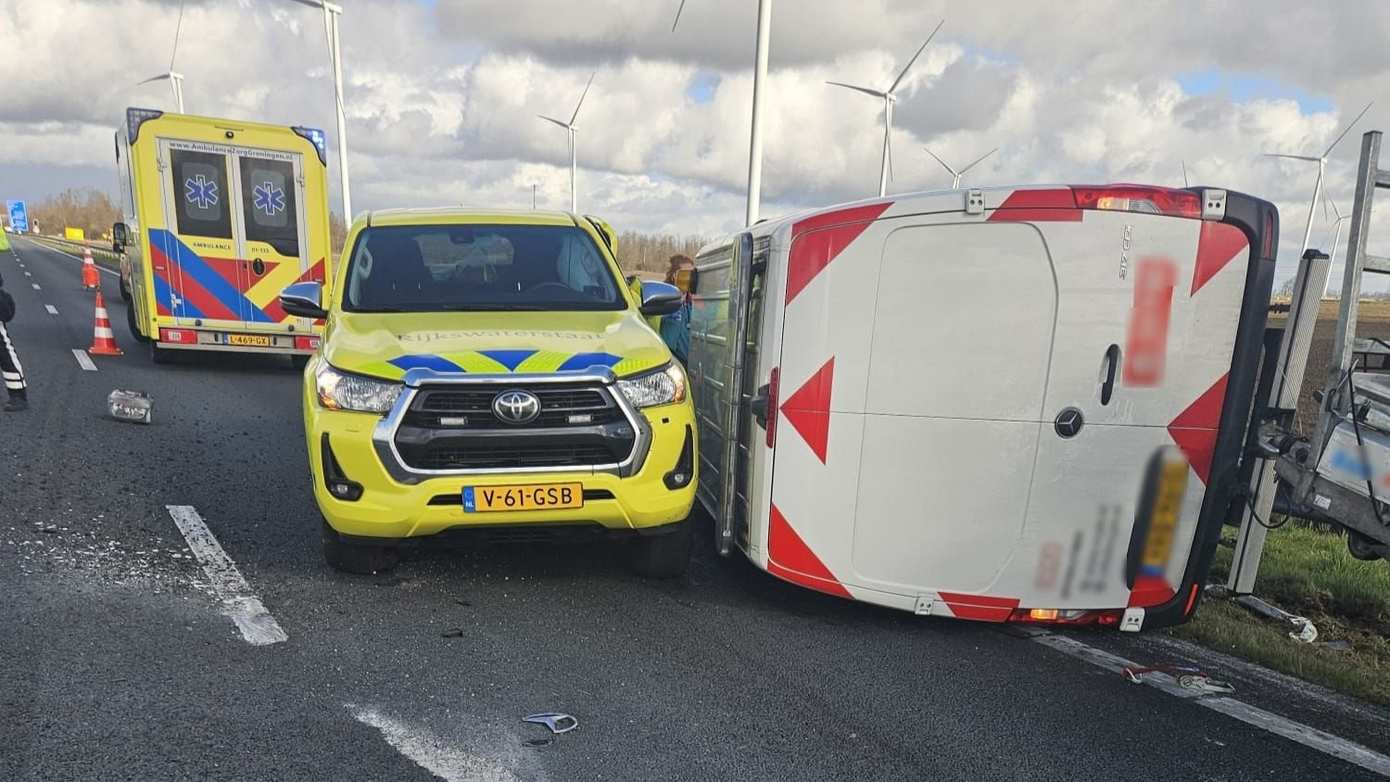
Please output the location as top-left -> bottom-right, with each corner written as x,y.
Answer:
0,269 -> 27,412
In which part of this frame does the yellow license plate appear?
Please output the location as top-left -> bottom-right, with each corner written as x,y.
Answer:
227,334 -> 273,347
463,483 -> 584,513
1141,458 -> 1189,570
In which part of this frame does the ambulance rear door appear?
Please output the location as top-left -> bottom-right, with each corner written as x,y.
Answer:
234,148 -> 313,333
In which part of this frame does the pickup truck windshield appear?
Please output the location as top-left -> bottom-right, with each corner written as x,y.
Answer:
344,224 -> 624,312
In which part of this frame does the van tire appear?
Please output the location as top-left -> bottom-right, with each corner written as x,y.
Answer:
629,519 -> 692,579
126,303 -> 150,344
321,519 -> 400,575
149,340 -> 173,364
1347,531 -> 1385,562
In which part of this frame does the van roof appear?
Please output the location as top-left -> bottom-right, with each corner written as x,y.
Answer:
364,208 -> 578,228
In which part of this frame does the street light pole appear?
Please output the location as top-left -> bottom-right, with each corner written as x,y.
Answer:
289,0 -> 351,222
745,0 -> 771,226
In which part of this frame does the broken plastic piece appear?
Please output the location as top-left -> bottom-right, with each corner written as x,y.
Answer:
523,713 -> 578,734
1289,616 -> 1318,644
108,389 -> 152,424
1177,674 -> 1235,694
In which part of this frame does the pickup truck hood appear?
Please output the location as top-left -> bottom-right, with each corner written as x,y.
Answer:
323,310 -> 671,381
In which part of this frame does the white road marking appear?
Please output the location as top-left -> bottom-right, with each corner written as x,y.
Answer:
71,349 -> 97,371
44,305 -> 58,315
165,505 -> 288,646
30,283 -> 40,290
1031,631 -> 1390,777
23,271 -> 30,277
349,706 -> 527,782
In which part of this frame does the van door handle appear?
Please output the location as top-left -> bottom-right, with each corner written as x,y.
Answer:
1100,344 -> 1121,405
748,384 -> 770,429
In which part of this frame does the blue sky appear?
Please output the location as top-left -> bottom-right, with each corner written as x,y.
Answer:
1177,70 -> 1333,114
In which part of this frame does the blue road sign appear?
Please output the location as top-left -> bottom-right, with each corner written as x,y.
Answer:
6,200 -> 28,233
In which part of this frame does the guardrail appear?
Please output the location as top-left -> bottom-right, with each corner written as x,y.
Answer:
26,234 -> 122,270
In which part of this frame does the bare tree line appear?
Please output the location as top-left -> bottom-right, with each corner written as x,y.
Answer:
613,230 -> 707,276
28,188 -> 122,239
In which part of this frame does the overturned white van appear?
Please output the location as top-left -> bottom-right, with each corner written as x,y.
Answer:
689,185 -> 1277,631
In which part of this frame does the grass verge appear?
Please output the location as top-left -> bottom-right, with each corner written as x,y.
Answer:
1170,523 -> 1390,705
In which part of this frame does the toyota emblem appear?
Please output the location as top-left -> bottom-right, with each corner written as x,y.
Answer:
493,390 -> 541,424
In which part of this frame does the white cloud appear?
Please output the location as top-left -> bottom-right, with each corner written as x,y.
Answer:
2,0 -> 1389,285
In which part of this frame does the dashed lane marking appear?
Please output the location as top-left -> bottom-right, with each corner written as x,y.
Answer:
30,283 -> 40,290
71,349 -> 97,372
166,505 -> 288,646
23,270 -> 30,276
44,305 -> 58,315
1031,632 -> 1390,777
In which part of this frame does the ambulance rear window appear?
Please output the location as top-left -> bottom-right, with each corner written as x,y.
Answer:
239,158 -> 299,257
171,149 -> 232,240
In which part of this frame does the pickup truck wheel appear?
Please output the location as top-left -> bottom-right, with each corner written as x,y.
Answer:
321,519 -> 400,574
629,520 -> 692,579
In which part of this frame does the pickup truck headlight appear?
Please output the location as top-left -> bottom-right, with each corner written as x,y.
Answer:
316,363 -> 403,413
616,362 -> 687,409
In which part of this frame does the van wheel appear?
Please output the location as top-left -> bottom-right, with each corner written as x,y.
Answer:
149,340 -> 173,364
321,519 -> 400,575
1347,531 -> 1385,562
629,520 -> 693,578
126,304 -> 150,344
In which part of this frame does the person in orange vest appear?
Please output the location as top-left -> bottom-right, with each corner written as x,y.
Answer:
0,270 -> 26,411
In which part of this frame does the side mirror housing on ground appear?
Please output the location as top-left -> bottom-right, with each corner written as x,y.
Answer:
280,281 -> 328,320
639,281 -> 683,317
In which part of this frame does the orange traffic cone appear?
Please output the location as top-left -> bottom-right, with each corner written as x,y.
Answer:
81,247 -> 100,290
88,291 -> 123,356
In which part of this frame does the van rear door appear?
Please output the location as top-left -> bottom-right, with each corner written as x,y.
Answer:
991,189 -> 1259,620
235,149 -> 317,331
156,139 -> 242,327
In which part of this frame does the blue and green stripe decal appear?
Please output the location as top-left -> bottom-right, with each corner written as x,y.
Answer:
382,349 -> 631,377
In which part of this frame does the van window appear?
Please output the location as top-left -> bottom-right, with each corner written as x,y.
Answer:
239,158 -> 299,257
345,224 -> 624,313
171,149 -> 232,239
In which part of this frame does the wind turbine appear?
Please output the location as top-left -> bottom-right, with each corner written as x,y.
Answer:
1322,195 -> 1352,299
138,0 -> 187,113
923,145 -> 997,189
827,19 -> 944,197
538,72 -> 595,213
672,0 -> 770,226
1263,100 -> 1373,262
137,71 -> 185,113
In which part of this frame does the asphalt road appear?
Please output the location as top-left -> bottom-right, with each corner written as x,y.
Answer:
1,235 -> 1385,781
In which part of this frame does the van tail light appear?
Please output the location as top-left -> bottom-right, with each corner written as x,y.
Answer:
766,367 -> 780,448
295,336 -> 321,351
1071,186 -> 1202,219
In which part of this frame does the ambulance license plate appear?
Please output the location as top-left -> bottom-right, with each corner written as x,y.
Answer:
227,334 -> 273,347
463,483 -> 583,513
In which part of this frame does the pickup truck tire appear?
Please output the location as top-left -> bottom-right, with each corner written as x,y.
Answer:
629,519 -> 692,579
321,519 -> 400,574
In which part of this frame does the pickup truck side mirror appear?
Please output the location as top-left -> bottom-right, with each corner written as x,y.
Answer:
280,281 -> 328,320
639,281 -> 683,317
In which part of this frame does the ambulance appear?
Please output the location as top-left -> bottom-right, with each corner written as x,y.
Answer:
688,184 -> 1278,631
114,107 -> 333,363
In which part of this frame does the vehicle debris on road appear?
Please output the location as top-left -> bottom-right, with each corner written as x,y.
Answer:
523,713 -> 578,734
107,389 -> 152,424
